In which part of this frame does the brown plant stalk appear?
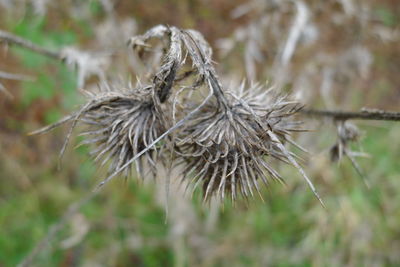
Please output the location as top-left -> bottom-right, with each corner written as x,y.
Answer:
301,108 -> 400,121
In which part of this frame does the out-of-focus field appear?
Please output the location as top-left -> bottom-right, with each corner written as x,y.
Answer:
0,1 -> 399,266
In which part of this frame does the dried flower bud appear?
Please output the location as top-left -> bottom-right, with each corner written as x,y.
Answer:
330,121 -> 360,162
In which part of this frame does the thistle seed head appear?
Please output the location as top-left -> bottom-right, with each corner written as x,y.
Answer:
78,83 -> 165,179
330,121 -> 360,162
178,83 -> 305,202
30,25 -> 323,206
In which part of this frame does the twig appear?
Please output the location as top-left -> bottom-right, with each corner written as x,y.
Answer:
0,70 -> 35,81
301,108 -> 400,121
0,30 -> 61,60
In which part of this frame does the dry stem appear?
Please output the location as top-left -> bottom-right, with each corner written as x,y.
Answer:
0,30 -> 61,59
301,108 -> 400,121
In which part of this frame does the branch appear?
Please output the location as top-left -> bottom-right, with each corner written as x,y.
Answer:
0,30 -> 61,60
0,30 -> 112,91
301,108 -> 400,121
0,70 -> 34,81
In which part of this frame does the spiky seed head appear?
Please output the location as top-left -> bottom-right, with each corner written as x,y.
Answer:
30,25 -> 324,205
77,82 -> 166,179
177,83 -> 305,202
330,121 -> 361,162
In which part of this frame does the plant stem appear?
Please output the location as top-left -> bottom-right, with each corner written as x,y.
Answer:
0,30 -> 60,59
301,108 -> 400,121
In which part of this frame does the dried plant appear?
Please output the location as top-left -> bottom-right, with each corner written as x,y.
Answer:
28,24 -> 324,205
330,121 -> 361,163
330,121 -> 370,187
60,47 -> 110,88
177,83 -> 310,202
5,21 -> 400,205
28,82 -> 167,181
76,83 -> 166,179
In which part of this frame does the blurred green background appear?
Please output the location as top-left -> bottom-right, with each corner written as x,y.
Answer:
0,0 -> 400,266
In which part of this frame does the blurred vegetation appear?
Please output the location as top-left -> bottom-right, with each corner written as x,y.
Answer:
0,1 -> 400,266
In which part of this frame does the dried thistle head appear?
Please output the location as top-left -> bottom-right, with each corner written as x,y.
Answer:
30,24 -> 323,206
330,121 -> 361,162
30,81 -> 169,180
177,82 -> 316,203
330,121 -> 369,187
30,25 -> 212,185
77,82 -> 166,179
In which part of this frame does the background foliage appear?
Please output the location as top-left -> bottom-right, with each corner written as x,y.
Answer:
0,0 -> 399,266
